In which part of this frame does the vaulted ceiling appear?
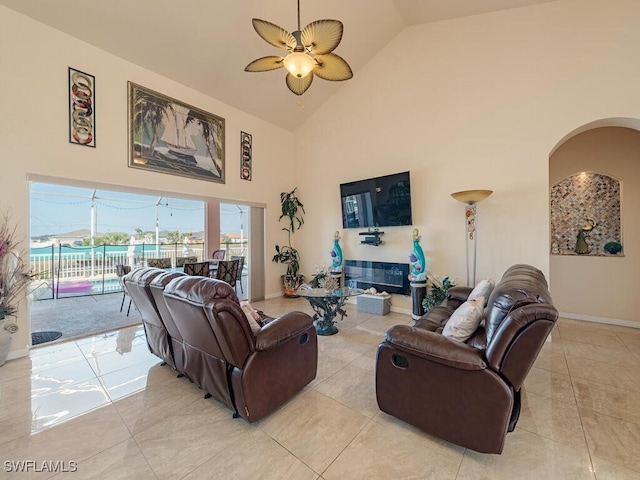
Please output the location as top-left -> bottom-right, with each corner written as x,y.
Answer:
0,0 -> 555,131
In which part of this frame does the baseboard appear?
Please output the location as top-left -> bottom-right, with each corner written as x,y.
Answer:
559,312 -> 640,329
264,292 -> 284,300
390,306 -> 412,316
5,348 -> 29,361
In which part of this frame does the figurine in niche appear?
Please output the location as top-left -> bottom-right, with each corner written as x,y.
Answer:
329,231 -> 343,273
408,228 -> 427,281
604,241 -> 622,255
574,217 -> 596,254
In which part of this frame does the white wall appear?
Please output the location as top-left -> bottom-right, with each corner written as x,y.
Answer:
0,6 -> 295,354
294,0 -> 640,313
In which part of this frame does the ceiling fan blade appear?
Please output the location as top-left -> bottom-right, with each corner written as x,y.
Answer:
244,56 -> 285,72
252,19 -> 296,51
286,72 -> 314,95
301,19 -> 343,55
313,53 -> 353,81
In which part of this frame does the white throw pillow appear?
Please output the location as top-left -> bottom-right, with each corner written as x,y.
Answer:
468,279 -> 495,306
442,297 -> 484,342
240,301 -> 262,333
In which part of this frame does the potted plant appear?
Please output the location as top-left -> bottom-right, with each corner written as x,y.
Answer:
422,275 -> 456,313
272,188 -> 305,296
0,212 -> 34,366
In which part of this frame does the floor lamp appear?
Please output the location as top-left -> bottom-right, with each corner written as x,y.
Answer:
451,189 -> 493,287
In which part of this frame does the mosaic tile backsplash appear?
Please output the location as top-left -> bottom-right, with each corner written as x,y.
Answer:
550,172 -> 622,256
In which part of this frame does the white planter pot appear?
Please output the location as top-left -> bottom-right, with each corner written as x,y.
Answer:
0,329 -> 13,366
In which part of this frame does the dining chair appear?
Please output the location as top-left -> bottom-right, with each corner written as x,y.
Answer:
147,258 -> 171,269
230,255 -> 245,293
207,249 -> 227,277
211,249 -> 226,260
115,263 -> 132,316
184,261 -> 210,277
215,259 -> 239,290
176,256 -> 197,267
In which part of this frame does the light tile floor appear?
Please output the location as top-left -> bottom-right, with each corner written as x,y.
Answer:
1,297 -> 640,479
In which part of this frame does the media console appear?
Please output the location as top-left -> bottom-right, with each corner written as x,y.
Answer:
344,259 -> 410,296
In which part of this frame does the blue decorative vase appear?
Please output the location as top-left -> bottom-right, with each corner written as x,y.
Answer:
604,241 -> 622,254
409,228 -> 426,281
330,231 -> 343,273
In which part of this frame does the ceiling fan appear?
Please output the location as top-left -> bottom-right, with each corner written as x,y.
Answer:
244,0 -> 353,95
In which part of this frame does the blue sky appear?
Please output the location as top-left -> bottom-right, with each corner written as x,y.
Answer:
30,183 -> 246,237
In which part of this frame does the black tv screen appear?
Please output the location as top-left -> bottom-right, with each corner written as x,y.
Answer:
340,171 -> 412,229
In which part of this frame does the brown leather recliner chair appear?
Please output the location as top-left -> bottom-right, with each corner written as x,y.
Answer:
375,264 -> 559,454
148,269 -> 187,371
163,276 -> 318,422
124,267 -> 176,368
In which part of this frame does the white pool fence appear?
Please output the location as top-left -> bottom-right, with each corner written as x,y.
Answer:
30,242 -> 246,299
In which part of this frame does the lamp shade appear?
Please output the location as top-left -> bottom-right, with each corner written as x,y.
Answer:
451,190 -> 493,205
283,52 -> 315,78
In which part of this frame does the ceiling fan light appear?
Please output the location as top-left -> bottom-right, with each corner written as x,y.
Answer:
283,52 -> 315,78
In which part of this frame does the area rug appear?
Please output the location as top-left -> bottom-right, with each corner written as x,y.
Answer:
32,331 -> 63,346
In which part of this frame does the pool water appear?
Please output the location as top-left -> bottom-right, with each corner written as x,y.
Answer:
50,277 -> 123,298
91,278 -> 122,293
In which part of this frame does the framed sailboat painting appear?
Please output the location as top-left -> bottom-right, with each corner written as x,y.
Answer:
127,82 -> 225,183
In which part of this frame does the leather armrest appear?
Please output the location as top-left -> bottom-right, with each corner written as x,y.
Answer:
255,311 -> 314,351
384,324 -> 486,370
254,309 -> 274,325
446,286 -> 473,302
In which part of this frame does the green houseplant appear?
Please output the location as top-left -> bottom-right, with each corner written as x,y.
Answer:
272,188 -> 305,296
422,275 -> 456,313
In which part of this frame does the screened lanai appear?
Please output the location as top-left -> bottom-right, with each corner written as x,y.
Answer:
29,181 -> 250,344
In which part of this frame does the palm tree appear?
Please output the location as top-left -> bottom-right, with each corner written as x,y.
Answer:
186,110 -> 223,178
166,230 -> 181,244
84,232 -> 130,246
132,90 -> 169,156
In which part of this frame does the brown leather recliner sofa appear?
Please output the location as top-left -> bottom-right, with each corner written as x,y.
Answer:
124,267 -> 185,370
375,264 -> 559,454
124,268 -> 317,422
162,275 -> 318,422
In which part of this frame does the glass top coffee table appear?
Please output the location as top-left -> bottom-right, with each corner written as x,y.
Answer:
296,286 -> 365,336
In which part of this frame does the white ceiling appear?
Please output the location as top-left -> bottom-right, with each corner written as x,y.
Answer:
0,0 -> 555,131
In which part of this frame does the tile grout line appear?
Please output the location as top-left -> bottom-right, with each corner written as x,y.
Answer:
558,325 -> 599,480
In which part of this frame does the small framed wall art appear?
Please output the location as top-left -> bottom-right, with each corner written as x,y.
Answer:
241,131 -> 252,181
68,67 -> 96,147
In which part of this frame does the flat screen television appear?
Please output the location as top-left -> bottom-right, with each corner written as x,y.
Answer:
340,171 -> 412,229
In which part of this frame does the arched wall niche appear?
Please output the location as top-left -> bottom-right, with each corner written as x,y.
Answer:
550,172 -> 622,256
548,121 -> 640,327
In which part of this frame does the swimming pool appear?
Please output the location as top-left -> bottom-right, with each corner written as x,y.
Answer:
51,277 -> 123,298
